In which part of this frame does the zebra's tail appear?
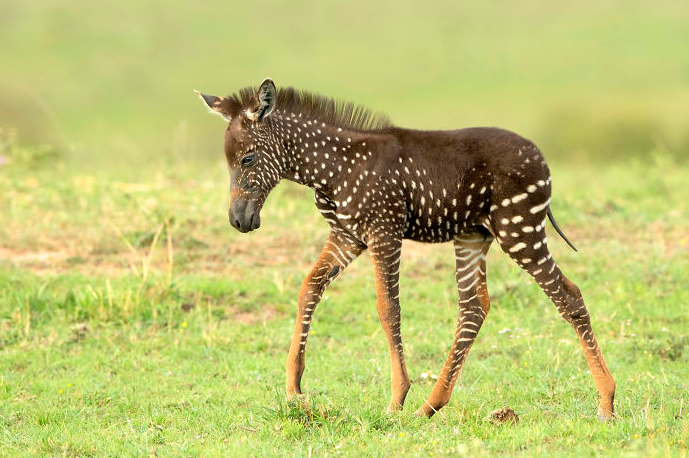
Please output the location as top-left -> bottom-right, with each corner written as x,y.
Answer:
547,206 -> 578,252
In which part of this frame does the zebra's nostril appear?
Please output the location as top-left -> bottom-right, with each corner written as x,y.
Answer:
234,219 -> 241,229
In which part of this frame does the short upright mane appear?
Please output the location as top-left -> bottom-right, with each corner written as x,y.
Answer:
225,86 -> 393,132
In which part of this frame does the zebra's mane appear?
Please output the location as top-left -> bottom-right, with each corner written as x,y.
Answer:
224,86 -> 393,132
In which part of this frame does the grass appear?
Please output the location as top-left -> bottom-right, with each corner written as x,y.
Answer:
1,145 -> 688,457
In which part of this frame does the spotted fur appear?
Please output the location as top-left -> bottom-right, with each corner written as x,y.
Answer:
196,79 -> 615,419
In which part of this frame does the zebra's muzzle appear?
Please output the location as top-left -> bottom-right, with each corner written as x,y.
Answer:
229,198 -> 261,233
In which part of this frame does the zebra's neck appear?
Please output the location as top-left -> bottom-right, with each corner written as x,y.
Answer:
273,112 -> 377,198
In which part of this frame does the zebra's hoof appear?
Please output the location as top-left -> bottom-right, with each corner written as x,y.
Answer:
598,412 -> 615,422
413,407 -> 428,417
386,402 -> 403,414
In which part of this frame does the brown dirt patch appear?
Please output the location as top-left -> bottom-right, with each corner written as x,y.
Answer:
0,246 -> 135,275
233,305 -> 278,325
0,247 -> 70,263
488,406 -> 520,425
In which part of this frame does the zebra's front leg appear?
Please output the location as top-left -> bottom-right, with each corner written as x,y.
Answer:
369,236 -> 411,412
415,233 -> 493,417
286,231 -> 364,399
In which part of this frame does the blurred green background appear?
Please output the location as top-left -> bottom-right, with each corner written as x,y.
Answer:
1,0 -> 688,168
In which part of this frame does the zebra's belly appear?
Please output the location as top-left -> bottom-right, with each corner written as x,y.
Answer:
403,211 -> 482,243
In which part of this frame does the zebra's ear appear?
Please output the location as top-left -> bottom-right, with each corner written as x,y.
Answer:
246,78 -> 276,121
194,90 -> 231,121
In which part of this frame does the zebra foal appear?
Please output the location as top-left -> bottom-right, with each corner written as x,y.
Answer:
196,78 -> 615,418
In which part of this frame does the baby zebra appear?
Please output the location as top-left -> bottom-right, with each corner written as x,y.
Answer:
196,78 -> 615,419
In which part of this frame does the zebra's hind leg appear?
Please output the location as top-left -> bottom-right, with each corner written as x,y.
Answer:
493,211 -> 616,418
415,231 -> 493,417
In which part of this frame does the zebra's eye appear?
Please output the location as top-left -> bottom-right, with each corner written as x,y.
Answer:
241,154 -> 256,167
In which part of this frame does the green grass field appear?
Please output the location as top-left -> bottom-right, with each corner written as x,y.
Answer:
1,141 -> 688,456
2,0 -> 689,456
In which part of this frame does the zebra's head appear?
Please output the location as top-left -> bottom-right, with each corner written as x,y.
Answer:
196,78 -> 286,233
